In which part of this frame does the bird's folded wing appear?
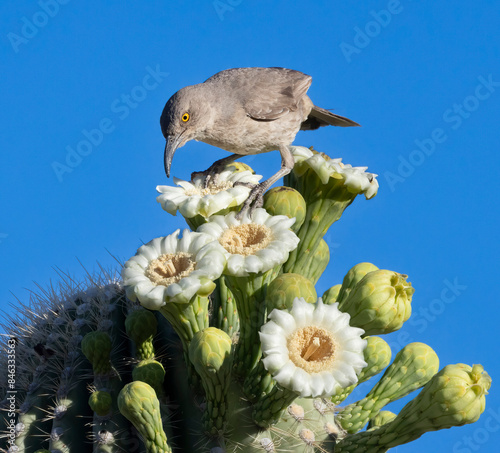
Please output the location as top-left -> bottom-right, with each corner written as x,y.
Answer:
243,68 -> 312,120
206,67 -> 312,121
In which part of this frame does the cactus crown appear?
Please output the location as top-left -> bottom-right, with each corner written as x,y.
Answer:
0,147 -> 491,453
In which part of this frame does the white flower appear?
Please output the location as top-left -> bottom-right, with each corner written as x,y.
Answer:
197,208 -> 299,277
290,146 -> 379,199
156,167 -> 262,219
260,297 -> 367,398
121,230 -> 226,309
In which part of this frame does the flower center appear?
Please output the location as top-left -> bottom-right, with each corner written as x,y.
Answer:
145,252 -> 195,286
185,180 -> 234,197
288,326 -> 337,373
218,223 -> 272,256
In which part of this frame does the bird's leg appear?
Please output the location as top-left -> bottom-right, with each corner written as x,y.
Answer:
191,154 -> 241,188
237,145 -> 295,218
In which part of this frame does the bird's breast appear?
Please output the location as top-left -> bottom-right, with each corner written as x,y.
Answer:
200,111 -> 303,155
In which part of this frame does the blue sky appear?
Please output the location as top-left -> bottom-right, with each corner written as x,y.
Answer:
1,1 -> 499,451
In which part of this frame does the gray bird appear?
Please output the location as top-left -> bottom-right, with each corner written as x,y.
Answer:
160,67 -> 359,212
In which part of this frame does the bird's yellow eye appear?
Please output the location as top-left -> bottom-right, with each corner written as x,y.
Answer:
181,113 -> 190,122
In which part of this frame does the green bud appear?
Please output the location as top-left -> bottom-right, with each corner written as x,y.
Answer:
188,327 -> 233,435
332,336 -> 392,405
81,331 -> 112,375
337,262 -> 379,304
338,342 -> 439,433
339,269 -> 414,335
336,364 -> 491,452
263,186 -> 307,233
125,308 -> 158,360
367,410 -> 397,429
118,381 -> 171,452
394,364 -> 491,432
88,390 -> 112,416
266,273 -> 317,312
323,284 -> 341,304
133,359 -> 166,394
358,336 -> 392,384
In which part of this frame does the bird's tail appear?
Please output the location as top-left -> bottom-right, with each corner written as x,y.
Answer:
301,105 -> 360,130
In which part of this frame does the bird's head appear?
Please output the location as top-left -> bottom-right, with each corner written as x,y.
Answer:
160,85 -> 212,178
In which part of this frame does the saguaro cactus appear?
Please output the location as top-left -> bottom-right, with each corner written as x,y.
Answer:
0,147 -> 491,453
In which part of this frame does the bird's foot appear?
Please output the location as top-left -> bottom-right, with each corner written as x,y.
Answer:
191,155 -> 241,188
233,181 -> 257,189
191,168 -> 220,188
236,183 -> 265,219
191,158 -> 239,189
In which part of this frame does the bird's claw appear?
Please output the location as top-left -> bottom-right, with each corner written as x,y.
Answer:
233,181 -> 258,189
236,183 -> 265,219
191,160 -> 230,188
191,169 -> 219,188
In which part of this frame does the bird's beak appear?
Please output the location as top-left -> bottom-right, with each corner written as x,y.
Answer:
164,134 -> 182,178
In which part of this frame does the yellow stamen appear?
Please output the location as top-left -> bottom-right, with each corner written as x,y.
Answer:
219,223 -> 272,256
288,326 -> 337,373
185,181 -> 234,197
302,337 -> 321,361
146,252 -> 195,286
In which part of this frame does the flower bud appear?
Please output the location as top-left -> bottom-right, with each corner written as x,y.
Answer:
118,381 -> 170,452
323,284 -> 341,305
132,359 -> 166,394
331,336 -> 392,405
263,186 -> 306,233
125,308 -> 157,360
337,262 -> 379,304
88,391 -> 112,417
336,364 -> 491,452
339,270 -> 414,335
266,273 -> 317,311
81,331 -> 112,375
338,342 -> 439,433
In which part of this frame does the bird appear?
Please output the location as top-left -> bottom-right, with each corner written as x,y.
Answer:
160,67 -> 359,213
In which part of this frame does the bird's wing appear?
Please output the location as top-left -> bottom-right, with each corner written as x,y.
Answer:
206,67 -> 312,121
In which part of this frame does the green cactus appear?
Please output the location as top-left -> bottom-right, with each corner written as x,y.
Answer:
308,238 -> 330,284
211,276 -> 239,339
368,410 -> 397,429
188,327 -> 233,435
0,147 -> 492,453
